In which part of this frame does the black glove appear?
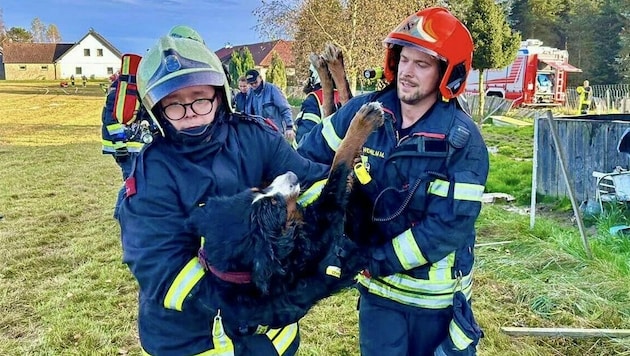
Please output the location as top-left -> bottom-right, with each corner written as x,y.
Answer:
365,245 -> 398,278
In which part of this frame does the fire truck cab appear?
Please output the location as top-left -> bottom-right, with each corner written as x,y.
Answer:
465,39 -> 582,107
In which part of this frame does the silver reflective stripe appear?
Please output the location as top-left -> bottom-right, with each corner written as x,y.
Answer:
357,273 -> 473,309
163,257 -> 206,311
301,112 -> 322,124
392,230 -> 427,269
321,115 -> 341,152
428,179 -> 485,202
449,318 -> 474,350
453,182 -> 484,201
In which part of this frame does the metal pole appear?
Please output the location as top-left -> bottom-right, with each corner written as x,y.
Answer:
545,110 -> 592,259
530,115 -> 539,229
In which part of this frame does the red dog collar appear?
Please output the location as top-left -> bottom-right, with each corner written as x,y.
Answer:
208,265 -> 252,284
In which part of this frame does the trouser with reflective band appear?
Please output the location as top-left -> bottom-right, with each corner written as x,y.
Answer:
139,299 -> 300,356
358,294 -> 452,356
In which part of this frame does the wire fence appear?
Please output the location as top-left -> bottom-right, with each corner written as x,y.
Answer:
565,84 -> 630,113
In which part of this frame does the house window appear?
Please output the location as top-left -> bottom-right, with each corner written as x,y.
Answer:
97,49 -> 104,57
75,67 -> 83,75
84,49 -> 90,56
107,67 -> 114,75
41,65 -> 48,70
19,65 -> 26,70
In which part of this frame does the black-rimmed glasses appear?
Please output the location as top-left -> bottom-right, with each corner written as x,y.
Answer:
162,97 -> 216,121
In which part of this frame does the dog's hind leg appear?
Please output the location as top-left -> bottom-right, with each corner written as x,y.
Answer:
330,102 -> 384,171
322,43 -> 353,105
309,53 -> 336,117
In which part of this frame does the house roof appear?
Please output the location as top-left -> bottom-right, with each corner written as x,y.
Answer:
57,28 -> 122,61
215,40 -> 294,67
3,42 -> 74,63
2,28 -> 121,64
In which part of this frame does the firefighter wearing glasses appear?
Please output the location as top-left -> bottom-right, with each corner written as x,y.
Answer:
114,28 -> 334,355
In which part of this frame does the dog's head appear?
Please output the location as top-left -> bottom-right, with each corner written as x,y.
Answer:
249,171 -> 302,293
201,171 -> 302,295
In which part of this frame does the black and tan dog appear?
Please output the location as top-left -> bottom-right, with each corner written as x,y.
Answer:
192,102 -> 383,311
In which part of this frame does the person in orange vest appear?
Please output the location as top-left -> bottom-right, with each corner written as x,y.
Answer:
576,79 -> 593,114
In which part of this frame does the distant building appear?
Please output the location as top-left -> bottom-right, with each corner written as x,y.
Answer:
215,39 -> 295,80
1,28 -> 121,80
0,45 -> 4,80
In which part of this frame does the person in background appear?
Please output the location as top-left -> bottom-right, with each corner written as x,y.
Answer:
577,79 -> 593,114
294,63 -> 341,144
244,69 -> 296,142
234,75 -> 249,112
298,7 -> 488,355
115,27 -> 335,355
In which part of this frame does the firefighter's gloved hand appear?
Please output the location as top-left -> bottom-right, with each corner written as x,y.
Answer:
319,235 -> 370,283
365,245 -> 398,278
114,147 -> 129,162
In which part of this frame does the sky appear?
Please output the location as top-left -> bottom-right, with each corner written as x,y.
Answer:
1,0 -> 267,53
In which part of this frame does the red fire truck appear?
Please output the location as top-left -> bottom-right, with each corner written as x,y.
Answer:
465,39 -> 582,106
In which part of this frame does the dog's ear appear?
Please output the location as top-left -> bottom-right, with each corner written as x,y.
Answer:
250,195 -> 294,294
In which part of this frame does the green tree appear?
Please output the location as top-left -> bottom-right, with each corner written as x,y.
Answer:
588,0 -> 625,84
465,0 -> 521,121
6,27 -> 33,42
228,47 -> 256,87
256,0 -> 441,92
229,50 -> 243,87
509,0 -> 566,48
266,51 -> 287,92
241,47 -> 256,74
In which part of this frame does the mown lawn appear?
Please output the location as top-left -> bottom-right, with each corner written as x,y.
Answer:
0,83 -> 628,355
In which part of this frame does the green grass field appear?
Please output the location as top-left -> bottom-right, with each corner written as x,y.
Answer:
0,82 -> 629,355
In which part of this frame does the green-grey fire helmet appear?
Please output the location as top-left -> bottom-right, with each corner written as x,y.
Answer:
168,25 -> 205,44
137,32 -> 233,137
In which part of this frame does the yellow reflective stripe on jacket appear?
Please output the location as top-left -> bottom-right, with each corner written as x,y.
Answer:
266,323 -> 298,355
392,229 -> 428,270
357,272 -> 473,309
297,179 -> 326,207
449,318 -> 473,350
126,141 -> 144,153
428,253 -> 455,281
107,123 -> 124,135
320,115 -> 341,152
163,257 -> 206,311
102,140 -> 126,151
301,112 -> 322,124
428,179 -> 484,201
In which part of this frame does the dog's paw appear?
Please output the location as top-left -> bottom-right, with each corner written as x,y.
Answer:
309,53 -> 328,72
322,43 -> 344,66
355,102 -> 385,131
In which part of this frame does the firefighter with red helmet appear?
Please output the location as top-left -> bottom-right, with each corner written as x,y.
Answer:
298,7 -> 488,355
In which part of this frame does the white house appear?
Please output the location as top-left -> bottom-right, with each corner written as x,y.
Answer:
2,28 -> 121,80
56,28 -> 122,79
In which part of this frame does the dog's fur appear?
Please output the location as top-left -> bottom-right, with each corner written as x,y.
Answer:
198,102 -> 384,307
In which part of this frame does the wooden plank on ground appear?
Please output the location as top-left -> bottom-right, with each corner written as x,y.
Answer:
501,327 -> 630,338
